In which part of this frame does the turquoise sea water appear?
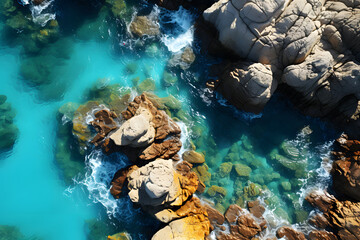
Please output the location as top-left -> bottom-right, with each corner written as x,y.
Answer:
0,0 -> 340,239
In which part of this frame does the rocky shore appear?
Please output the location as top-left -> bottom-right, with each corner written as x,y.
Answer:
72,92 -> 359,240
201,0 -> 360,137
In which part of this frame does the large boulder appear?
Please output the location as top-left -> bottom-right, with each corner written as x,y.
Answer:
110,108 -> 155,147
127,159 -> 198,207
213,61 -> 276,114
276,226 -> 306,240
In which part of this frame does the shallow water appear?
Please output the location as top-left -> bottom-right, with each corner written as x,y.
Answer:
0,0 -> 340,239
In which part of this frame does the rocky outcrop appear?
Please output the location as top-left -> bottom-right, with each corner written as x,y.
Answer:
306,190 -> 360,240
331,134 -> 360,201
182,150 -> 205,164
91,109 -> 118,146
92,94 -> 182,162
203,0 -> 360,135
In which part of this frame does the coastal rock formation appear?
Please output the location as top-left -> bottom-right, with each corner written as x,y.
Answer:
182,150 -> 205,164
306,190 -> 360,240
91,109 -> 118,146
331,134 -> 360,201
203,0 -> 360,134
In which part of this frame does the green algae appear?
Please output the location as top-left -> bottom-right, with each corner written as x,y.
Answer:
218,162 -> 232,178
0,225 -> 43,240
137,78 -> 156,92
234,163 -> 252,177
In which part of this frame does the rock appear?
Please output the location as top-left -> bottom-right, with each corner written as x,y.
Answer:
331,134 -> 360,201
203,0 -> 360,134
306,190 -> 360,240
181,47 -> 196,65
168,47 -> 196,70
0,96 -> 19,150
193,164 -> 211,185
139,137 -> 182,161
308,214 -> 329,229
152,214 -> 210,240
308,230 -> 338,240
130,16 -> 160,37
107,232 -> 131,240
110,165 -> 138,199
219,204 -> 262,240
207,185 -> 227,197
203,204 -> 225,229
163,71 -> 178,86
127,159 -> 198,207
110,108 -> 155,147
280,181 -> 292,191
234,163 -> 252,177
247,200 -> 265,219
276,227 -> 306,240
218,162 -> 233,177
137,78 -> 156,92
213,61 -> 276,114
182,150 -> 205,164
72,101 -> 100,153
90,109 -> 118,146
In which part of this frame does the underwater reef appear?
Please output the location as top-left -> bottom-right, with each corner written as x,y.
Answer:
0,95 -> 18,151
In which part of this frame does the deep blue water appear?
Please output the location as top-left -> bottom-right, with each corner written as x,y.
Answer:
0,0 -> 340,239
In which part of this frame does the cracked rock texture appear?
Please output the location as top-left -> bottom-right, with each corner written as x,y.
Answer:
203,0 -> 360,134
306,190 -> 360,240
331,133 -> 360,201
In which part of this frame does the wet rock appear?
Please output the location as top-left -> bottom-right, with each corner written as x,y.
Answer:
90,110 -> 118,146
308,214 -> 330,229
276,226 -> 306,240
182,150 -> 205,164
331,134 -> 360,201
110,165 -> 138,199
31,0 -> 45,5
234,163 -> 252,177
203,204 -> 225,229
130,16 -> 160,37
219,204 -> 262,240
207,185 -> 227,197
181,47 -> 196,65
308,230 -> 338,240
218,162 -> 233,177
168,46 -> 196,70
247,200 -> 265,219
193,164 -> 211,185
280,181 -> 292,192
212,61 -> 276,114
306,190 -> 360,240
139,137 -> 182,161
137,78 -> 156,93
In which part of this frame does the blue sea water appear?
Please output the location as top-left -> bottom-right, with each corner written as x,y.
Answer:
0,1 -> 340,239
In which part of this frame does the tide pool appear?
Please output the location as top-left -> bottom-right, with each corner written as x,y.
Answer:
0,0 -> 341,239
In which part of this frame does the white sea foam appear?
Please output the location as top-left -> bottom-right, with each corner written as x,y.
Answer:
77,150 -> 129,217
23,0 -> 56,26
159,7 -> 196,53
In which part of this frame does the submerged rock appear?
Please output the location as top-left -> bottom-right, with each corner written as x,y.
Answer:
182,150 -> 205,164
0,95 -> 18,150
130,16 -> 160,37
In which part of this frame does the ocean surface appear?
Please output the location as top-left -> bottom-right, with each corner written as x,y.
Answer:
0,0 -> 340,239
